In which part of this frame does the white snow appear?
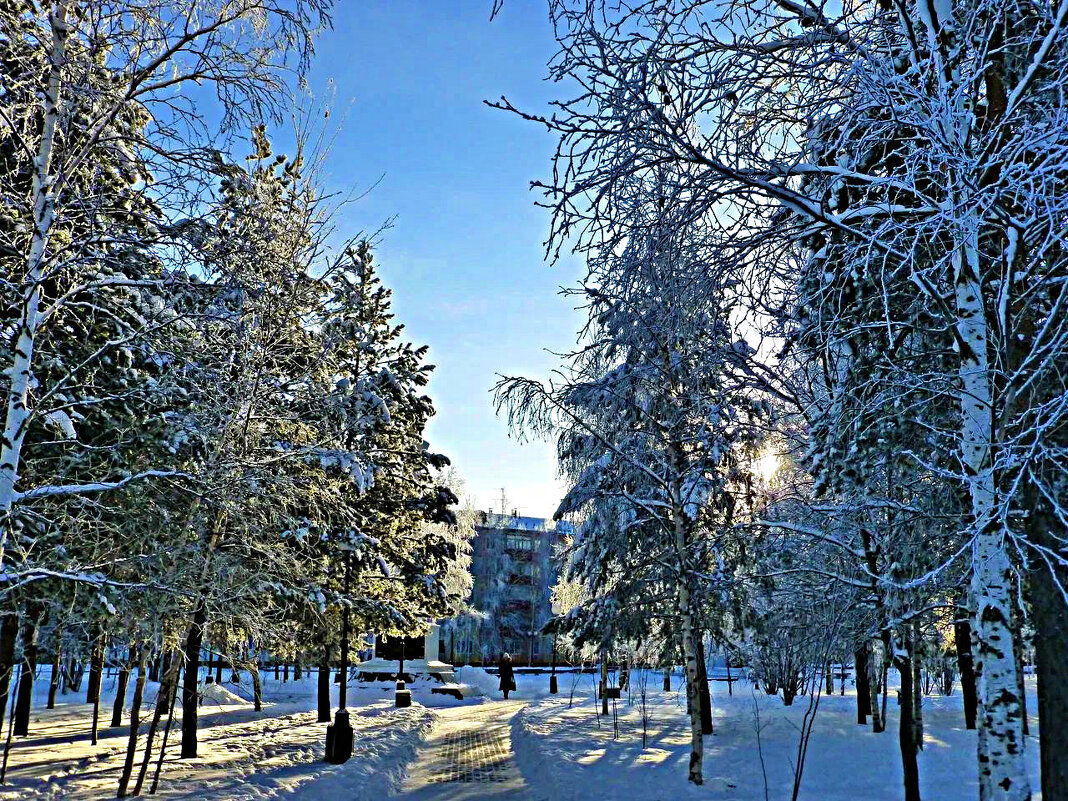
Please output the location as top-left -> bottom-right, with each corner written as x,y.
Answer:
1,667 -> 1044,799
0,670 -> 453,800
510,669 -> 1043,801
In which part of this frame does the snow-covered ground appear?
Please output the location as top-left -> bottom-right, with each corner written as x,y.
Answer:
511,669 -> 1043,801
0,666 -> 1045,800
0,670 -> 462,800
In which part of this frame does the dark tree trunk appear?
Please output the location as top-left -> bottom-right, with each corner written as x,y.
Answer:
896,638 -> 922,801
134,655 -> 180,795
694,637 -> 713,734
180,604 -> 207,758
953,608 -> 978,730
825,662 -> 834,695
250,654 -> 263,712
87,628 -> 106,704
149,651 -> 161,683
1028,504 -> 1068,801
283,661 -> 289,682
879,654 -> 890,732
0,614 -> 17,731
47,631 -> 62,709
111,653 -> 131,728
14,605 -> 42,736
1010,591 -> 1029,736
317,646 -> 331,722
294,657 -> 302,682
70,658 -> 84,693
61,654 -> 73,694
149,676 -> 180,795
911,622 -> 923,750
855,646 -> 871,724
117,650 -> 148,797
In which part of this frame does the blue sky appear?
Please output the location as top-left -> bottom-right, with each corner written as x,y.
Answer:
302,2 -> 581,517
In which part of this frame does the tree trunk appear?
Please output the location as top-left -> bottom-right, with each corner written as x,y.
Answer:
87,628 -> 106,704
912,621 -> 924,749
953,237 -> 1029,799
317,646 -> 331,722
673,533 -> 703,784
14,605 -> 42,736
0,2 -> 68,568
879,649 -> 890,734
180,604 -> 207,758
294,657 -> 302,682
111,654 -> 131,728
1010,593 -> 1028,737
250,656 -> 263,712
896,636 -> 921,801
869,640 -> 884,734
61,655 -> 73,694
47,631 -> 62,709
678,589 -> 704,785
694,635 -> 713,734
134,655 -> 180,795
855,645 -> 871,725
955,608 -> 979,729
70,657 -> 84,693
214,655 -> 222,684
600,658 -> 608,715
90,676 -> 101,745
148,676 -> 180,795
0,614 -> 17,731
117,650 -> 148,797
1027,504 -> 1068,801
825,662 -> 834,695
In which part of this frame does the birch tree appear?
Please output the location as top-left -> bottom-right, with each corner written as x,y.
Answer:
495,0 -> 1068,794
0,0 -> 331,568
497,219 -> 765,783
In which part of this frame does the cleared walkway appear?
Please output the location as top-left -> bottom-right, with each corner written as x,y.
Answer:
393,700 -> 541,801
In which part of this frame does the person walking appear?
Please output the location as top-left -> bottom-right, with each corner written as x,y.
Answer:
499,653 -> 516,699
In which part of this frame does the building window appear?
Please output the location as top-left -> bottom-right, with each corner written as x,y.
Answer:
505,534 -> 534,551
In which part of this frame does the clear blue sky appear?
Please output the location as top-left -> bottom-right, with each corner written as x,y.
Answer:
303,2 -> 580,518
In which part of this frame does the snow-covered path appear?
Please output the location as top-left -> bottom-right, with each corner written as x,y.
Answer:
394,699 -> 541,801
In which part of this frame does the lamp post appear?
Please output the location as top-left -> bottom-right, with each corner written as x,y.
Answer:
550,631 -> 559,694
325,550 -> 353,764
395,637 -> 412,707
549,596 -> 561,694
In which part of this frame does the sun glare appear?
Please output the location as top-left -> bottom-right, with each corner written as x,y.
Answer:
756,449 -> 781,484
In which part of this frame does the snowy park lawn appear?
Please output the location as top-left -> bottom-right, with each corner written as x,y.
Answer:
0,672 -> 458,800
511,671 -> 1043,801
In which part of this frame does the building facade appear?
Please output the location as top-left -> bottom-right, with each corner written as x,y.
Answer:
445,512 -> 573,666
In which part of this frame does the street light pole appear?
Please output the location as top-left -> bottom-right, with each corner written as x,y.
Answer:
325,550 -> 353,764
340,550 -> 351,710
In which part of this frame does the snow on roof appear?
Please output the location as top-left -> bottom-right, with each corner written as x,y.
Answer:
478,512 -> 574,535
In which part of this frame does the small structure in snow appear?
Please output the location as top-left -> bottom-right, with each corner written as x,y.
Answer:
357,624 -> 456,683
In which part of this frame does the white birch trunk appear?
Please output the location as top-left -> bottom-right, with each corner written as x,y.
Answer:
671,496 -> 703,785
954,231 -> 1030,801
0,2 -> 69,565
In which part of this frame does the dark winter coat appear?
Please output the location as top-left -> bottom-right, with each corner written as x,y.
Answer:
498,658 -> 516,691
